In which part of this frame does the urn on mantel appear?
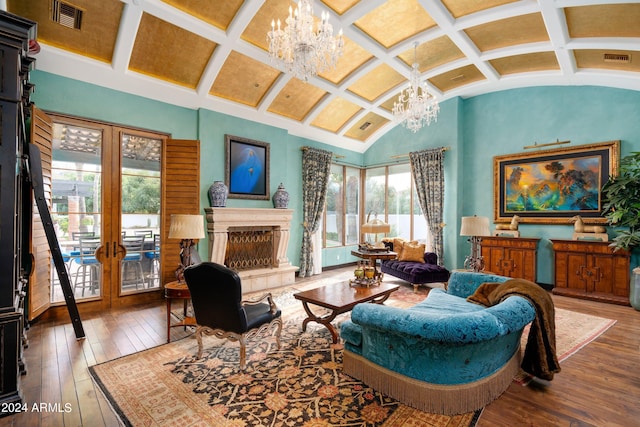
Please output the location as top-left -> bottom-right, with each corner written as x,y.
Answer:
272,183 -> 290,209
208,181 -> 228,207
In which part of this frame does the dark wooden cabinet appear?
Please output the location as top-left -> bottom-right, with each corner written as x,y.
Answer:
551,239 -> 630,305
480,236 -> 539,282
0,11 -> 36,411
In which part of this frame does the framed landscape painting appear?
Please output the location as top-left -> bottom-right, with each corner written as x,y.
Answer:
225,135 -> 270,200
493,140 -> 619,224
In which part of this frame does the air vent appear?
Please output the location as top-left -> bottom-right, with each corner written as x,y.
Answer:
359,122 -> 372,131
603,53 -> 630,63
450,74 -> 465,82
52,0 -> 83,30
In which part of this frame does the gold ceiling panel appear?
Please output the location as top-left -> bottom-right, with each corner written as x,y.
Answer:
321,0 -> 361,15
574,50 -> 640,73
7,0 -> 123,63
130,13 -> 216,89
490,51 -> 559,76
465,13 -> 548,52
267,79 -> 327,122
318,38 -> 374,85
210,51 -> 281,107
242,0 -> 289,51
397,36 -> 465,72
442,0 -> 519,19
565,4 -> 640,38
344,112 -> 388,142
354,0 -> 436,49
429,64 -> 485,93
348,64 -> 405,102
161,0 -> 244,31
311,97 -> 362,132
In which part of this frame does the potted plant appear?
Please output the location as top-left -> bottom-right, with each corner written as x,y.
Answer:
601,151 -> 640,310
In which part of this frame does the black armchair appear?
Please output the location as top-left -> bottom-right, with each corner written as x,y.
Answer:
183,262 -> 282,370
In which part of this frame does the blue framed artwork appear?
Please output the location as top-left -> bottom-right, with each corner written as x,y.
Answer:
493,140 -> 619,224
225,135 -> 270,200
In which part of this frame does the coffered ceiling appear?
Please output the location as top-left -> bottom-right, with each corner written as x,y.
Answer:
7,0 -> 640,153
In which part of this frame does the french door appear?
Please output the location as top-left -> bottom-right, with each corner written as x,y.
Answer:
28,109 -> 200,319
46,114 -> 166,303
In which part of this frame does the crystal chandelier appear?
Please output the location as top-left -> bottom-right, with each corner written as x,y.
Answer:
392,42 -> 440,133
267,0 -> 344,82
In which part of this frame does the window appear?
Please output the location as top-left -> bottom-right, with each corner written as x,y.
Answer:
364,165 -> 430,249
324,164 -> 360,247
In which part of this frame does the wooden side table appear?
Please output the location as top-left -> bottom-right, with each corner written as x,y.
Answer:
164,280 -> 197,343
350,249 -> 397,276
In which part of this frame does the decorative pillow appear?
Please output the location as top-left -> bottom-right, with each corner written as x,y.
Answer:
392,237 -> 407,254
398,242 -> 425,263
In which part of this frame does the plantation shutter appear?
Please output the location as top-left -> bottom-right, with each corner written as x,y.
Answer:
28,105 -> 53,320
161,139 -> 200,285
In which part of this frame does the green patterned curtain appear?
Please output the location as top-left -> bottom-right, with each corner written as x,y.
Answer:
299,147 -> 333,277
409,148 -> 446,265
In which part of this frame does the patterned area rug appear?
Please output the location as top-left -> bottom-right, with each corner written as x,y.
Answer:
89,283 -> 616,427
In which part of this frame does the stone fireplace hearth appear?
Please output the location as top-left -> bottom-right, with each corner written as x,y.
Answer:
204,207 -> 298,293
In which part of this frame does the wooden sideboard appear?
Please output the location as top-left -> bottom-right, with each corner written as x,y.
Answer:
550,239 -> 630,305
480,236 -> 539,282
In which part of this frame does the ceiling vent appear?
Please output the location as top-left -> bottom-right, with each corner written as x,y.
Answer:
359,122 -> 372,131
52,0 -> 83,30
603,53 -> 630,64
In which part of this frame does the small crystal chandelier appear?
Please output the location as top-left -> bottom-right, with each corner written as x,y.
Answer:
392,42 -> 440,133
267,0 -> 344,82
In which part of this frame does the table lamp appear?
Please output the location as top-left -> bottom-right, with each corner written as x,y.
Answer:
460,215 -> 490,272
361,211 -> 391,248
169,214 -> 205,282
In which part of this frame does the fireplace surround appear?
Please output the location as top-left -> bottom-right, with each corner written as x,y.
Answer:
204,207 -> 298,293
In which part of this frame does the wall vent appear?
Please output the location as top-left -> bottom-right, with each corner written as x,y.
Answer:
603,53 -> 630,63
52,0 -> 83,30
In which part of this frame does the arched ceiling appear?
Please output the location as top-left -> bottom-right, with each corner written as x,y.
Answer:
8,0 -> 640,153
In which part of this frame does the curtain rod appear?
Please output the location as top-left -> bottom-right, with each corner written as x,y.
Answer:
300,146 -> 345,159
390,146 -> 450,159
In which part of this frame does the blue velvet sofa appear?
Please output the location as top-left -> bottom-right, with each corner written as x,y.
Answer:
340,270 -> 536,415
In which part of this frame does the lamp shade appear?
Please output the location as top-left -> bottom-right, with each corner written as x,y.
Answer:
361,218 -> 391,234
460,216 -> 490,237
168,214 -> 205,239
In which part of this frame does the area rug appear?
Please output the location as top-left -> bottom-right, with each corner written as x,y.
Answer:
90,296 -> 615,427
515,307 -> 617,385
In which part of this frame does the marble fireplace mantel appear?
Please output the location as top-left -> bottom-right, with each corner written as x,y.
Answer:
204,207 -> 298,293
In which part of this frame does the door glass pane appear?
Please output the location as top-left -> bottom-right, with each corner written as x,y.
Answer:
51,124 -> 103,302
325,164 -> 343,248
120,134 -> 161,293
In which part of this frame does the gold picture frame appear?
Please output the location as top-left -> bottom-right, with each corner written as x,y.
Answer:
493,140 -> 620,224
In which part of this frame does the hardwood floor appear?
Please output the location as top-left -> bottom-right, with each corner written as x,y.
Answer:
1,267 -> 639,426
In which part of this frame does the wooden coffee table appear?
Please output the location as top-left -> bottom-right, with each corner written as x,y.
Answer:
294,282 -> 399,343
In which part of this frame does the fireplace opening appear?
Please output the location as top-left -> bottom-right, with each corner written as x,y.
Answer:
225,227 -> 274,271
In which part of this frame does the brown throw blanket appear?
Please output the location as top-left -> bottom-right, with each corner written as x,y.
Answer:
467,279 -> 561,381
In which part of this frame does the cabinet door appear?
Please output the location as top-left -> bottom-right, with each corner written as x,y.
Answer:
565,253 -> 589,291
488,247 -> 505,275
590,255 -> 614,295
505,249 -> 525,280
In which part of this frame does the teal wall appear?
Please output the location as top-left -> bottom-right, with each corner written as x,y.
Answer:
30,70 -> 362,267
366,85 -> 640,284
32,70 -> 640,284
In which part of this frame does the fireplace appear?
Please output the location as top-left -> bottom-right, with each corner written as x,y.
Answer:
204,208 -> 298,293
